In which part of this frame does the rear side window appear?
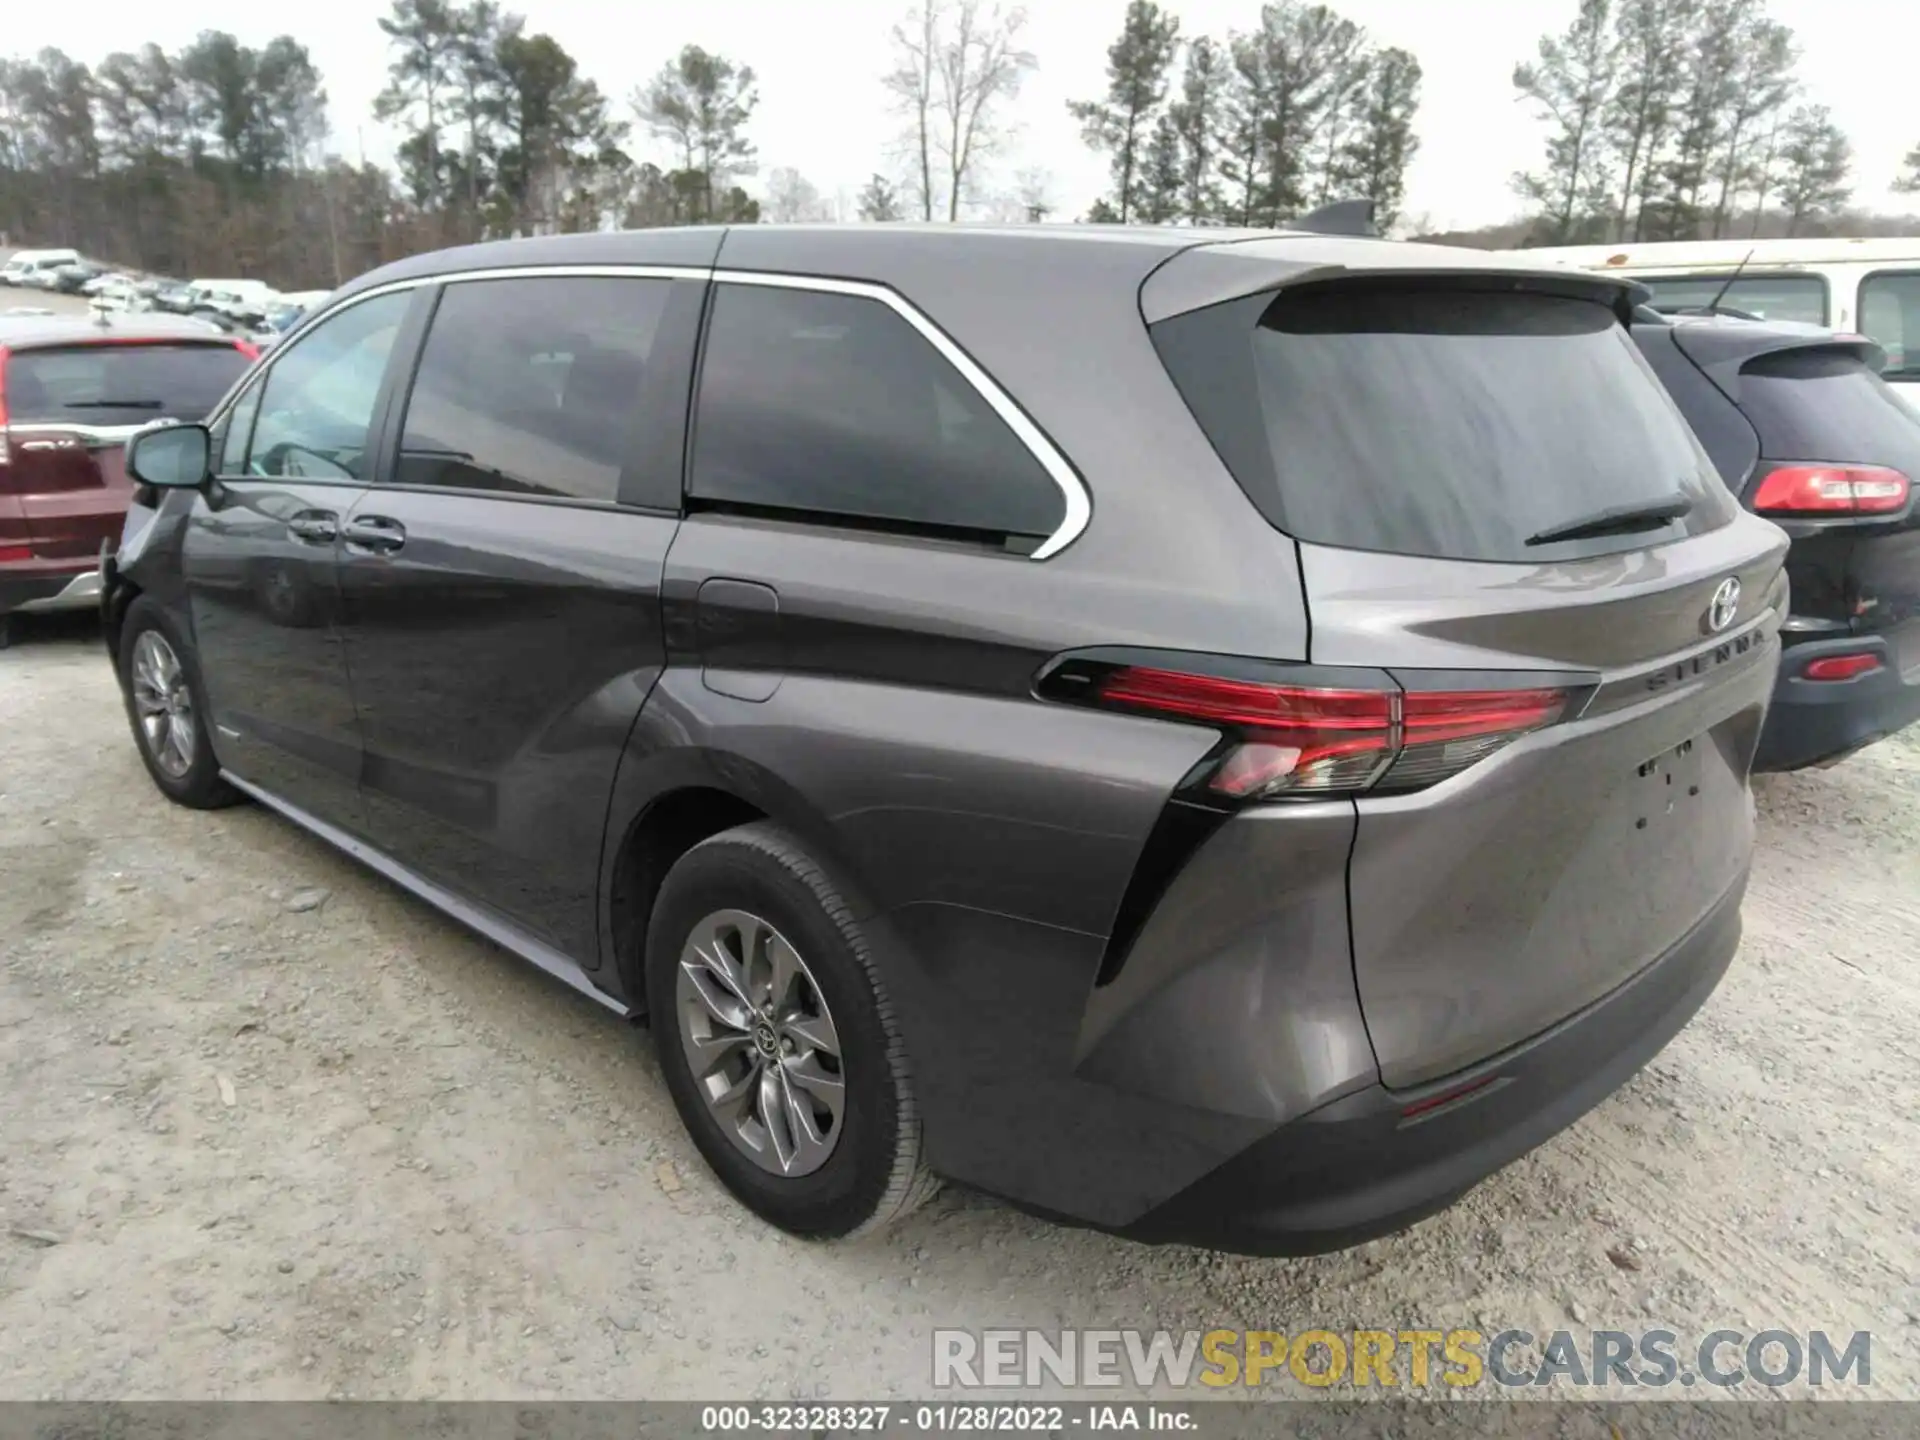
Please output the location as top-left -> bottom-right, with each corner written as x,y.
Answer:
1636,273 -> 1828,326
395,276 -> 671,504
1736,349 -> 1920,476
1859,272 -> 1920,380
1153,284 -> 1735,563
4,343 -> 248,426
689,284 -> 1065,547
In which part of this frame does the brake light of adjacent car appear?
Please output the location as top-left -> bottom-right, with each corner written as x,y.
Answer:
232,339 -> 261,361
1750,464 -> 1910,516
1801,653 -> 1882,682
1043,660 -> 1571,802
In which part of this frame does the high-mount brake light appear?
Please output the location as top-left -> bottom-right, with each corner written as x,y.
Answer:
1751,464 -> 1909,516
1077,663 -> 1569,801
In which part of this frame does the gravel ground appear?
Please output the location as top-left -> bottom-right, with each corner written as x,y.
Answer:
2,612 -> 1917,1401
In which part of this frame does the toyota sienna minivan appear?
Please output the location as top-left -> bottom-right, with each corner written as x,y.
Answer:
101,225 -> 1788,1254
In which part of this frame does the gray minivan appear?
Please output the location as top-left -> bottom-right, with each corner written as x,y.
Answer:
101,224 -> 1787,1254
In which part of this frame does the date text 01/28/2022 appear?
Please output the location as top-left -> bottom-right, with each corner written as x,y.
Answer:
699,1404 -> 1197,1431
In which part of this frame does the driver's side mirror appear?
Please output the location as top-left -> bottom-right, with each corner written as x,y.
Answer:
125,421 -> 212,489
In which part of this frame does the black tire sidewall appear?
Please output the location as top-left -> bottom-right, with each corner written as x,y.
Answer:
119,597 -> 233,808
645,831 -> 903,1238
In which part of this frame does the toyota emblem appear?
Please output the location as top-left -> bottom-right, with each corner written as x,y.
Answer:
1705,577 -> 1741,634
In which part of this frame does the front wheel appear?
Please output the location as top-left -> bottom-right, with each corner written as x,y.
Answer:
118,597 -> 241,809
645,821 -> 938,1240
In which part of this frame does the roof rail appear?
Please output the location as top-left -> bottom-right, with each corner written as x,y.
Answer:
1292,198 -> 1378,238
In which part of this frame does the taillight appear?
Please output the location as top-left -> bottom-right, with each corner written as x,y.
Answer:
0,544 -> 33,563
233,339 -> 260,361
1751,464 -> 1910,516
1802,653 -> 1882,682
1050,659 -> 1571,802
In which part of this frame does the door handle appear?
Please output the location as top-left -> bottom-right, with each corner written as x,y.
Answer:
343,515 -> 406,555
286,511 -> 338,544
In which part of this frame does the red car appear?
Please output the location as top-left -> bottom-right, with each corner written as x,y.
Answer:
1,312 -> 255,644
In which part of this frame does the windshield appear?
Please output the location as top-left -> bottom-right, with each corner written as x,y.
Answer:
5,343 -> 250,426
1636,273 -> 1828,326
1152,283 -> 1736,563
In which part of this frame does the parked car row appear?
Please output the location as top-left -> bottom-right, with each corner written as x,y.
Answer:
78,223 -> 1917,1260
0,310 -> 258,638
2,248 -> 332,344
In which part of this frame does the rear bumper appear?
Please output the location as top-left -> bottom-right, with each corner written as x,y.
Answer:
1,564 -> 99,616
1756,634 -> 1920,771
1116,870 -> 1746,1256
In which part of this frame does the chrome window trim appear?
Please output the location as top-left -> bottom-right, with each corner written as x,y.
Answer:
7,421 -> 152,444
709,268 -> 1091,560
229,260 -> 1092,560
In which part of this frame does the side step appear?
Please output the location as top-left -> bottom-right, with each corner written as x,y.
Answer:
221,770 -> 633,1020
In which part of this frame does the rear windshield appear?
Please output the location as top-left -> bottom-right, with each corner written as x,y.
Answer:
1153,284 -> 1736,563
5,342 -> 248,426
1637,273 -> 1828,326
1737,348 -> 1920,475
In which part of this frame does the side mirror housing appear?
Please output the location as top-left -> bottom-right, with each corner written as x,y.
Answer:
125,421 -> 212,489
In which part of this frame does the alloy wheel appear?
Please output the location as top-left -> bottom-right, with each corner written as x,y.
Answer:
131,630 -> 196,779
675,908 -> 846,1178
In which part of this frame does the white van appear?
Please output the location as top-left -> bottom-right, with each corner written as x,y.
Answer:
1511,237 -> 1920,405
1,248 -> 82,287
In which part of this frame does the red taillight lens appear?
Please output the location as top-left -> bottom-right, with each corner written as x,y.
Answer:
1751,464 -> 1910,516
233,339 -> 261,361
1802,653 -> 1882,681
1082,664 -> 1567,800
0,543 -> 34,563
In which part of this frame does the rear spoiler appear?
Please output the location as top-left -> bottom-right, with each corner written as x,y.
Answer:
1142,238 -> 1649,326
1664,317 -> 1888,398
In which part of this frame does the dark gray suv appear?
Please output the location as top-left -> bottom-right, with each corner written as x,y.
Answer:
102,224 -> 1788,1255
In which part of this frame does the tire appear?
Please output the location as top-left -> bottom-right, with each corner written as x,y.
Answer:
645,821 -> 938,1240
118,596 -> 241,810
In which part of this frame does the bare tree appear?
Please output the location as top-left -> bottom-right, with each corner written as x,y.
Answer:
883,3 -> 940,219
764,165 -> 831,222
886,0 -> 1035,222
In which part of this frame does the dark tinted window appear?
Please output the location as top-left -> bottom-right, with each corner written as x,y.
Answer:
689,285 -> 1065,544
4,342 -> 248,425
396,277 -> 669,503
1637,273 -> 1828,325
248,291 -> 409,480
1737,348 -> 1920,475
1155,285 -> 1734,562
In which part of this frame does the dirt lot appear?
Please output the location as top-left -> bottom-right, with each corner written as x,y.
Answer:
2,613 -> 1917,1401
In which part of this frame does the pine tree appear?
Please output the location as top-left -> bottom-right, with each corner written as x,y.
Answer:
1166,35 -> 1225,224
1067,0 -> 1181,223
1339,48 -> 1421,233
1511,0 -> 1619,244
1774,103 -> 1850,235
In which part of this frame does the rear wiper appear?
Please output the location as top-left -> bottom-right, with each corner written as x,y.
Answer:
62,399 -> 164,410
1526,492 -> 1693,547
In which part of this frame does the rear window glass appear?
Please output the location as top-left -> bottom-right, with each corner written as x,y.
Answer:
5,343 -> 248,426
1636,273 -> 1828,326
1737,348 -> 1920,475
1153,285 -> 1736,563
1859,271 -> 1920,380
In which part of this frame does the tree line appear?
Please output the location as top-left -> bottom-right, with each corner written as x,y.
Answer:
1,0 -> 1914,288
1068,0 -> 1420,230
1511,0 -> 1914,245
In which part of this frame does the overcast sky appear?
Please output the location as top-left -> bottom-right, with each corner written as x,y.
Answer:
11,0 -> 1919,231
